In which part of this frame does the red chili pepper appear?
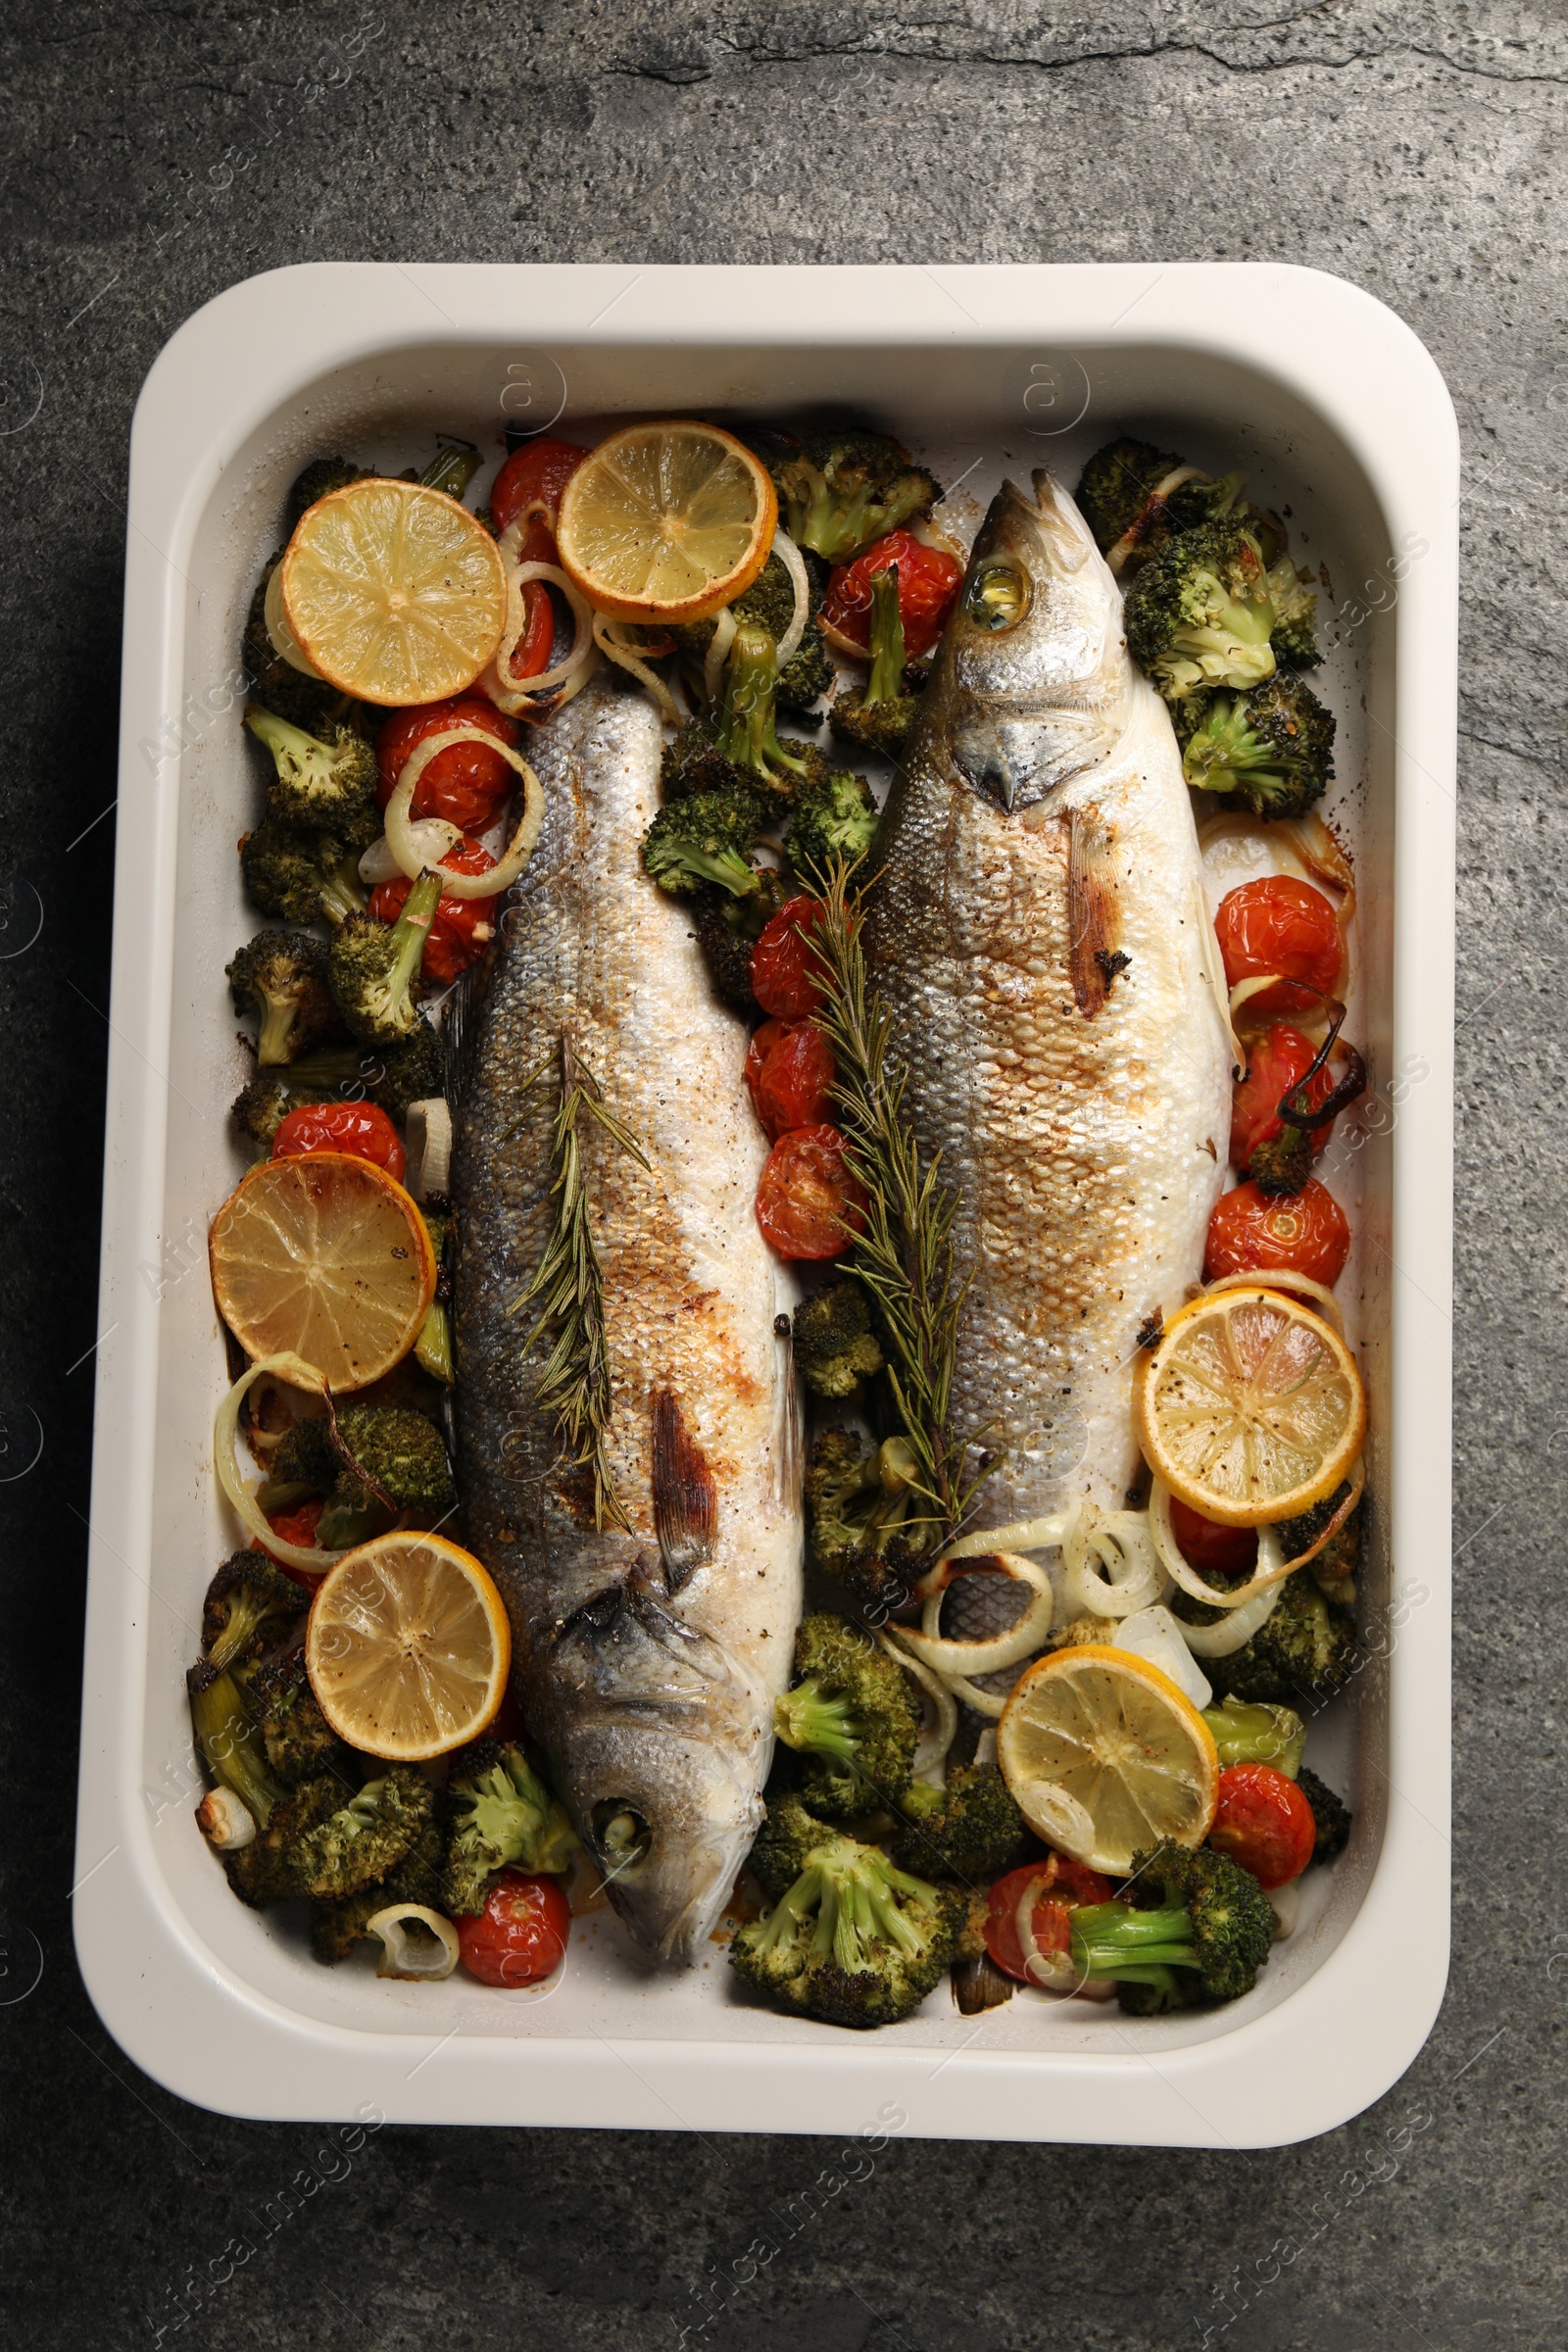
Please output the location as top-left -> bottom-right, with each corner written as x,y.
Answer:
271,1101 -> 407,1183
819,529 -> 963,662
368,840 -> 499,986
755,1124 -> 866,1260
751,897 -> 828,1020
375,697 -> 519,829
1204,1176 -> 1351,1289
1229,1026 -> 1338,1169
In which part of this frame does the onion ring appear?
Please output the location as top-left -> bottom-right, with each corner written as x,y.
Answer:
1172,1577 -> 1283,1657
939,1510 -> 1069,1562
483,542 -> 598,713
876,1633 -> 958,1775
387,729 -> 544,897
1148,1478 -> 1342,1610
1202,1266 -> 1345,1334
898,1552 -> 1055,1677
1015,1866 -> 1077,1991
703,606 -> 738,706
366,1903 -> 461,1981
771,529 -> 810,666
1063,1508 -> 1163,1619
592,612 -> 682,724
215,1351 -> 351,1573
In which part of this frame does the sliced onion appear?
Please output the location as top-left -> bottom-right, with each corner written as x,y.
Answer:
485,535 -> 599,710
1267,1879 -> 1300,1940
387,729 -> 544,897
703,605 -> 738,706
876,1632 -> 957,1775
899,1551 -> 1055,1676
1015,1869 -> 1077,1990
264,564 -> 324,678
360,821 -> 461,885
1195,878 -> 1244,1078
1148,1479 -> 1313,1611
366,1903 -> 461,1981
1173,1578 -> 1283,1657
195,1788 -> 256,1851
1063,1508 -> 1163,1619
1202,1266 -> 1345,1334
405,1098 -> 452,1201
215,1351 -> 351,1572
771,528 -> 810,666
973,1728 -> 998,1767
940,1669 -> 1011,1720
1229,974 -> 1288,1027
939,1510 -> 1069,1562
592,611 -> 682,723
1106,466 -> 1211,574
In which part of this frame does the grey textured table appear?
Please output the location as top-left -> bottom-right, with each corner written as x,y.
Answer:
2,4 -> 1561,2345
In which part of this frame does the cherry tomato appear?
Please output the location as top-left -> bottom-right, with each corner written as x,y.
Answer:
983,1857 -> 1114,1983
1208,1764 -> 1317,1889
375,698 -> 519,829
457,1868 -> 571,1986
1230,1025 -> 1337,1169
368,840 -> 499,987
820,530 -> 964,662
1215,876 -> 1342,1022
744,1018 -> 791,1121
254,1501 -> 324,1588
1169,1496 -> 1258,1581
746,1021 -> 836,1140
751,896 -> 828,1019
271,1101 -> 407,1183
490,435 -> 588,545
1205,1176 -> 1351,1289
755,1124 -> 867,1260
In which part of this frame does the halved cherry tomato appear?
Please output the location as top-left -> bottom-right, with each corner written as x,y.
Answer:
755,1124 -> 866,1259
375,697 -> 519,829
254,1501 -> 324,1588
746,1020 -> 836,1141
744,1018 -> 791,1121
1215,877 -> 1342,1022
271,1101 -> 407,1183
983,1857 -> 1114,1983
751,896 -> 828,1020
820,530 -> 964,662
1169,1496 -> 1258,1581
1205,1176 -> 1350,1288
490,436 -> 588,545
1230,1025 -> 1337,1169
456,1868 -> 570,1986
368,840 -> 499,987
1208,1763 -> 1317,1889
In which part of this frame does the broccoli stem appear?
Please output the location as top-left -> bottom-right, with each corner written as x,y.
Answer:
188,1667 -> 283,1830
774,1680 -> 861,1766
717,624 -> 812,783
864,567 -> 906,708
388,868 -> 445,997
244,704 -> 316,771
1068,1899 -> 1200,1979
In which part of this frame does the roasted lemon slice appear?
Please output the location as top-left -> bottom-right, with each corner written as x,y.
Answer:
306,1533 -> 511,1761
1135,1285 -> 1365,1527
998,1645 -> 1219,1874
554,420 -> 777,623
209,1152 -> 435,1391
279,477 -> 507,706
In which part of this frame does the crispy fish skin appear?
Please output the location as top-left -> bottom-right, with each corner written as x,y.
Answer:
452,680 -> 802,1964
863,472 -> 1231,1521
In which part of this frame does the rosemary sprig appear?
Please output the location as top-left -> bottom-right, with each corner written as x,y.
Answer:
808,861 -> 996,1548
506,1034 -> 649,1532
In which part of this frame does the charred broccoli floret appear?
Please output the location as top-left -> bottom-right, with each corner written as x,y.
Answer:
1297,1766 -> 1352,1864
441,1739 -> 578,1916
829,564 -> 929,762
1173,1566 -> 1356,1708
1177,675 -> 1335,818
1201,1696 -> 1306,1777
686,872 -> 788,1015
642,790 -> 769,901
232,1071 -> 312,1149
747,1791 -> 835,1905
787,769 -> 878,884
1075,436 -> 1246,572
773,1613 -> 921,1818
241,816 -> 368,930
333,1402 -> 455,1517
791,1278 -> 884,1398
242,560 -> 364,737
1265,557 -> 1322,666
662,622 -> 829,812
1075,1838 -> 1277,2013
677,553 -> 834,715
730,1821 -> 959,2028
360,1017 -> 446,1121
188,1660 -> 287,1832
328,868 -> 442,1044
246,1651 -> 347,1786
892,1762 -> 1032,1886
244,704 -> 380,849
262,1412 -> 338,1498
225,928 -> 341,1069
1124,518 -> 1278,702
804,1428 -> 930,1607
224,1775 -> 341,1908
287,1765 -> 435,1902
760,428 -> 942,565
284,456 -> 368,535
310,1803 -> 446,1964
200,1550 -> 307,1673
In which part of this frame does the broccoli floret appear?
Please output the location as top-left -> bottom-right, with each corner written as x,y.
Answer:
1173,1566 -> 1356,1708
1072,1838 -> 1276,2013
829,564 -> 929,762
677,552 -> 833,716
286,1764 -> 435,1902
1265,557 -> 1322,666
200,1550 -> 307,1673
761,429 -> 942,565
641,791 -> 768,901
687,872 -> 788,1014
662,622 -> 830,812
224,1774 -> 342,1908
244,704 -> 380,849
188,1660 -> 287,1832
231,1071 -> 310,1150
747,1791 -> 835,1905
263,1413 -> 338,1497
1307,1503 -> 1360,1601
1297,1766 -> 1352,1864
332,1402 -> 456,1517
1201,1696 -> 1306,1777
1179,676 -> 1335,819
360,1016 -> 446,1122
787,769 -> 878,884
225,928 -> 341,1069
791,1278 -> 883,1398
891,1761 -> 1032,1886
730,1820 -> 959,2028
241,816 -> 368,930
441,1738 -> 579,1916
246,1652 -> 347,1786
804,1427 -> 931,1607
1124,518 -> 1278,702
328,868 -> 443,1044
773,1613 -> 921,1819
284,457 -> 368,535
310,1803 -> 446,1964
1075,437 -> 1246,572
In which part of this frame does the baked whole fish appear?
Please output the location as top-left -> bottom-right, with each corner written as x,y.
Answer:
863,471 -> 1231,1524
452,679 -> 802,1964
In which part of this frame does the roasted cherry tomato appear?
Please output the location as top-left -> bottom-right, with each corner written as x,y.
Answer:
746,1020 -> 836,1141
456,1868 -> 571,1987
254,1501 -> 324,1588
1208,1763 -> 1317,1889
983,1857 -> 1114,1984
1215,876 -> 1342,1022
744,1018 -> 791,1120
490,435 -> 588,545
271,1101 -> 407,1183
1205,1176 -> 1351,1289
369,840 -> 499,987
755,1124 -> 866,1259
1169,1496 -> 1258,1581
820,529 -> 964,662
751,896 -> 828,1020
375,697 -> 519,829
1229,1025 -> 1337,1169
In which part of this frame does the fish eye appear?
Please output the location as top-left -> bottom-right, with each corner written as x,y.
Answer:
964,557 -> 1031,633
592,1802 -> 652,1874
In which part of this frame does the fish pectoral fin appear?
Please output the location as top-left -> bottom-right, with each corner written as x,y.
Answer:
651,1389 -> 717,1593
1066,802 -> 1125,1018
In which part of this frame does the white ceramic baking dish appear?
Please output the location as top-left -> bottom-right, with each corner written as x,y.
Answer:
75,263 -> 1457,2143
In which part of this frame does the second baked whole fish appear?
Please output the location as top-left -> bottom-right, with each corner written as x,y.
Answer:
863,470 -> 1232,1524
452,678 -> 802,1964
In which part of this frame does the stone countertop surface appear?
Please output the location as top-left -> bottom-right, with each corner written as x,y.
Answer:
1,4 -> 1562,2345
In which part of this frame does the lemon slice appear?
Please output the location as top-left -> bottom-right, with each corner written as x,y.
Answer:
1135,1286 -> 1365,1527
305,1533 -> 511,1761
209,1152 -> 435,1391
998,1645 -> 1219,1874
555,420 -> 777,623
280,478 -> 507,706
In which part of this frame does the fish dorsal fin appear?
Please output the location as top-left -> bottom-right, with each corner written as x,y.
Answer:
651,1390 -> 717,1592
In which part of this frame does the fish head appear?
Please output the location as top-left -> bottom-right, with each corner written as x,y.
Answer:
936,470 -> 1132,812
